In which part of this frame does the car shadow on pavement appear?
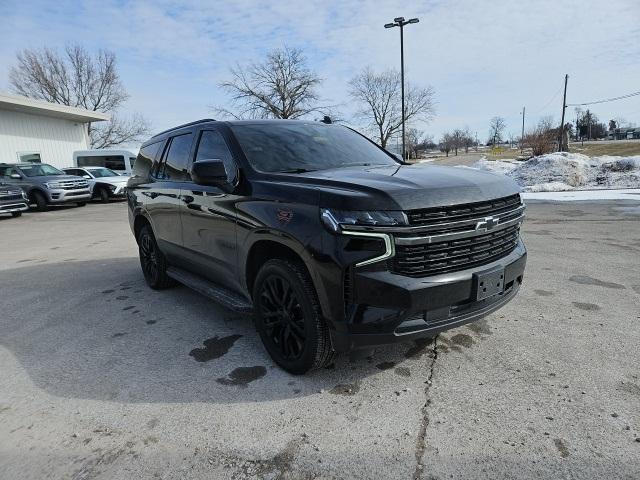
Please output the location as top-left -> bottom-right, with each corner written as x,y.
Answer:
0,258 -> 424,404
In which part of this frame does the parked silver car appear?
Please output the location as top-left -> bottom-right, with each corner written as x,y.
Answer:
0,163 -> 91,211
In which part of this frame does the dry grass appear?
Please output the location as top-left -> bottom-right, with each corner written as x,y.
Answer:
569,141 -> 640,157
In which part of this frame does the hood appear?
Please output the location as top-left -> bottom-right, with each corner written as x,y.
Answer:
29,174 -> 86,182
94,175 -> 130,186
260,164 -> 520,211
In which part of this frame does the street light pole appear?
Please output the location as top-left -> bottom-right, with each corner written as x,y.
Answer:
520,106 -> 525,153
385,16 -> 419,161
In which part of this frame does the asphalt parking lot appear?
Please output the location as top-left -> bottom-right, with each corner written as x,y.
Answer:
1,200 -> 639,479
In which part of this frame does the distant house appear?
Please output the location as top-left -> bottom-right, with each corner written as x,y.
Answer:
0,92 -> 109,168
607,127 -> 640,140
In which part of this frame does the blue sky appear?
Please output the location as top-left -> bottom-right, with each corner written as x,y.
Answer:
1,0 -> 639,149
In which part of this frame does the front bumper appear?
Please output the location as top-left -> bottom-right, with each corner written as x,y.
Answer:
0,201 -> 29,213
47,188 -> 92,203
330,240 -> 526,352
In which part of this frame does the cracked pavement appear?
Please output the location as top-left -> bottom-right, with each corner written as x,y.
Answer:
1,200 -> 639,479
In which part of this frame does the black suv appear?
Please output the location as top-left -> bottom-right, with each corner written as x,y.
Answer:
127,119 -> 526,373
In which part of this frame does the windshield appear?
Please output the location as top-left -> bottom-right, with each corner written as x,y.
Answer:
19,164 -> 64,177
88,168 -> 119,178
230,123 -> 398,173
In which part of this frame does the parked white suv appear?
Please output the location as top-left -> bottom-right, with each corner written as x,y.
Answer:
63,167 -> 129,203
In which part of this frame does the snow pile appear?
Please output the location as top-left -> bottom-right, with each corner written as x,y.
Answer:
473,152 -> 640,192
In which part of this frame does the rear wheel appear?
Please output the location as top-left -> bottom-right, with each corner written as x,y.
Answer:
137,224 -> 175,289
31,191 -> 48,212
11,212 -> 22,218
253,259 -> 334,374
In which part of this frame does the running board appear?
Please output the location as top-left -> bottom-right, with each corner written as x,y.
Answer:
166,266 -> 253,313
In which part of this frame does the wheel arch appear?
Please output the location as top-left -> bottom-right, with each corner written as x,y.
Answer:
244,235 -> 331,321
133,214 -> 152,242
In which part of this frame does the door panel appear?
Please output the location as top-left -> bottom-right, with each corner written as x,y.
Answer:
179,129 -> 241,290
145,133 -> 194,257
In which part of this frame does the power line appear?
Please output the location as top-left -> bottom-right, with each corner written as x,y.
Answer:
535,83 -> 564,114
567,90 -> 640,107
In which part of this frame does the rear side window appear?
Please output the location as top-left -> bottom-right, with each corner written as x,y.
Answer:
157,133 -> 193,181
134,142 -> 163,177
195,130 -> 236,180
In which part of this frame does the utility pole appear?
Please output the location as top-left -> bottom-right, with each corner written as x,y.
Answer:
558,74 -> 568,151
475,132 -> 478,152
520,106 -> 525,153
384,16 -> 419,160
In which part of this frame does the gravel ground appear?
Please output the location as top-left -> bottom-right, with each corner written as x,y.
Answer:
0,200 -> 639,479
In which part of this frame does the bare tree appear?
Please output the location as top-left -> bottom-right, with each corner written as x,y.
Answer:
488,116 -> 506,145
439,132 -> 453,157
461,127 -> 475,153
217,47 -> 328,120
405,128 -> 424,159
521,116 -> 556,157
349,67 -> 435,148
9,45 -> 149,148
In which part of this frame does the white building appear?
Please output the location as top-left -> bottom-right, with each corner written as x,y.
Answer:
0,92 -> 109,169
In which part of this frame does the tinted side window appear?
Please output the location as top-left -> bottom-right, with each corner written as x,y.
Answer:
161,134 -> 193,181
195,130 -> 236,179
134,142 -> 163,177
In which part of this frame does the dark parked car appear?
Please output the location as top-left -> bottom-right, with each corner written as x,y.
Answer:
0,182 -> 28,217
0,163 -> 91,211
127,119 -> 527,374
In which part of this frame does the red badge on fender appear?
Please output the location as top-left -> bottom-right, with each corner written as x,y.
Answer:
277,209 -> 294,224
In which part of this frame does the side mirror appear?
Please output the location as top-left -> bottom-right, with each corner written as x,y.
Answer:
83,175 -> 91,179
10,173 -> 21,179
191,159 -> 235,191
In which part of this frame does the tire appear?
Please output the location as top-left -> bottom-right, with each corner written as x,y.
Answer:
11,212 -> 22,218
97,187 -> 110,203
31,191 -> 48,212
137,224 -> 175,289
253,259 -> 334,374
77,202 -> 87,207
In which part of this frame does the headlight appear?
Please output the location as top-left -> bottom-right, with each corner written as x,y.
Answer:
321,208 -> 407,232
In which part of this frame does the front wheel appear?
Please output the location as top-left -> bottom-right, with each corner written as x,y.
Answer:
97,187 -> 110,203
77,202 -> 87,207
137,224 -> 175,289
11,212 -> 22,218
253,259 -> 334,374
31,191 -> 48,212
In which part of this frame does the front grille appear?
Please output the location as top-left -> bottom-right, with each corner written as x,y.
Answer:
406,194 -> 521,226
57,180 -> 89,190
0,193 -> 23,201
389,194 -> 524,277
392,225 -> 520,277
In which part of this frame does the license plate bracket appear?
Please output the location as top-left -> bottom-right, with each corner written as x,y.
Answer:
474,267 -> 505,300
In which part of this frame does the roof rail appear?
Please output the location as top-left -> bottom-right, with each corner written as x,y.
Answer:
151,118 -> 216,138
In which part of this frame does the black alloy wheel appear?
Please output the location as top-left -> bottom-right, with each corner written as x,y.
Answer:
137,225 -> 174,289
259,274 -> 307,361
253,259 -> 334,374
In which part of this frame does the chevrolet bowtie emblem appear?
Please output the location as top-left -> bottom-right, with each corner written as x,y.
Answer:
476,216 -> 499,231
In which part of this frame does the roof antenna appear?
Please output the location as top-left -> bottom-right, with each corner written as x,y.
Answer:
321,115 -> 332,124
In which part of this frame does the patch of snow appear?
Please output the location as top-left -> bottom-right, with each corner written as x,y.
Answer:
522,189 -> 640,201
472,152 -> 640,192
